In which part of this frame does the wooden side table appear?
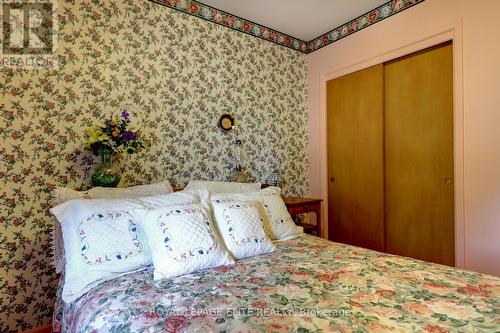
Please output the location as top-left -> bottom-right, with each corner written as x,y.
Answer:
283,197 -> 323,236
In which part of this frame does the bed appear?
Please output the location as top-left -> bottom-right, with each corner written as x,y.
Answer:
52,234 -> 500,333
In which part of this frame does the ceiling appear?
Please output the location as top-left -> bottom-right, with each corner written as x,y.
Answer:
199,0 -> 388,41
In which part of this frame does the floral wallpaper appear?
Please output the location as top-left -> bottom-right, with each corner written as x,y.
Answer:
154,0 -> 308,53
0,0 -> 308,331
151,0 -> 426,54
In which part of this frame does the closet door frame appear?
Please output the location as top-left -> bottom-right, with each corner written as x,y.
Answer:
318,26 -> 465,268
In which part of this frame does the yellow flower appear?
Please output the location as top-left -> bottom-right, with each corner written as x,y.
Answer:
85,125 -> 109,145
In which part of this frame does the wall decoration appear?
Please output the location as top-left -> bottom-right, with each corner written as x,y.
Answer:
307,0 -> 425,52
0,0 -> 308,330
152,0 -> 308,53
152,0 -> 425,54
218,114 -> 235,132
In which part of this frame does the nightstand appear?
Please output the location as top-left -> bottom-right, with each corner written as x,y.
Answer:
283,197 -> 323,236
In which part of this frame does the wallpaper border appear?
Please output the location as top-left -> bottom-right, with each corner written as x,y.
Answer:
149,0 -> 308,53
306,0 -> 426,53
149,0 -> 425,54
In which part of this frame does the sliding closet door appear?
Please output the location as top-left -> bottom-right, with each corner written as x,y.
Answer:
385,43 -> 454,265
327,65 -> 385,251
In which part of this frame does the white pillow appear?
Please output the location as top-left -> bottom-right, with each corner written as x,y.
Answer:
211,187 -> 302,240
50,192 -> 202,302
137,191 -> 207,208
51,181 -> 174,273
51,199 -> 148,302
140,203 -> 234,280
185,180 -> 261,193
55,180 -> 174,203
211,201 -> 275,259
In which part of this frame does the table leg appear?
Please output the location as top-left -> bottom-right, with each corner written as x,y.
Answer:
316,208 -> 321,238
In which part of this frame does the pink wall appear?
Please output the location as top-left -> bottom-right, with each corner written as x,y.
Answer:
307,0 -> 500,276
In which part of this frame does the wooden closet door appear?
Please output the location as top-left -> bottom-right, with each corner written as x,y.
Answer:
327,65 -> 385,251
385,43 -> 454,266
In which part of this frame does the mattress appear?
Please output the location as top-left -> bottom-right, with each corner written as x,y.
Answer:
53,234 -> 500,332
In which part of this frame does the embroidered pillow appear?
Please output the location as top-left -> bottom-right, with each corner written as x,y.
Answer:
140,203 -> 234,280
51,199 -> 150,302
211,201 -> 275,259
184,180 -> 261,193
211,187 -> 302,240
52,180 -> 174,273
50,192 -> 202,302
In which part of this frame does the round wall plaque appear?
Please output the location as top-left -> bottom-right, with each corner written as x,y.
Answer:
218,114 -> 235,132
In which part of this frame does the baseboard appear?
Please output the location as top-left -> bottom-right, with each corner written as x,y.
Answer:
22,324 -> 51,333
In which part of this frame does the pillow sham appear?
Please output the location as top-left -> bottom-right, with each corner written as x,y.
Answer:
50,192 -> 203,302
137,190 -> 206,208
54,180 -> 174,203
211,187 -> 302,240
140,203 -> 234,280
51,198 -> 150,302
51,180 -> 174,273
211,201 -> 275,259
184,180 -> 261,193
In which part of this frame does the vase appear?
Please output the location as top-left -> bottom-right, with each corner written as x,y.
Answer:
90,148 -> 122,187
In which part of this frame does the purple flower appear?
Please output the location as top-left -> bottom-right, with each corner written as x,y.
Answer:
121,111 -> 130,121
123,130 -> 136,141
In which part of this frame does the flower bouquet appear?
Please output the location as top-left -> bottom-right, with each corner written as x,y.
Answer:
85,111 -> 145,187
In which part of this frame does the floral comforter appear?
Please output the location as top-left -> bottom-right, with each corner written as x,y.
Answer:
53,234 -> 500,333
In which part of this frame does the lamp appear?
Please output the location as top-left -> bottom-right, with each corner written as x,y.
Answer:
228,140 -> 254,183
265,169 -> 284,188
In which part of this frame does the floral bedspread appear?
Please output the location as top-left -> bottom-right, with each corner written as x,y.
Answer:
53,234 -> 500,333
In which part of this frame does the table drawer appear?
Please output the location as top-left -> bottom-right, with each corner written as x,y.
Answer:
287,203 -> 320,216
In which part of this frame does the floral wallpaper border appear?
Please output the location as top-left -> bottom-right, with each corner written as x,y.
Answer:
151,0 -> 425,54
151,0 -> 308,53
307,0 -> 425,53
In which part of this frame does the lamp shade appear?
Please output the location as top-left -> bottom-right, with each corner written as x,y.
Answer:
265,170 -> 284,187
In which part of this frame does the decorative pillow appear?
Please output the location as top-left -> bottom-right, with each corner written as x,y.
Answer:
51,180 -> 174,273
211,201 -> 276,259
184,180 -> 261,193
211,187 -> 302,240
50,192 -> 202,302
50,198 -> 150,302
140,203 -> 234,280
